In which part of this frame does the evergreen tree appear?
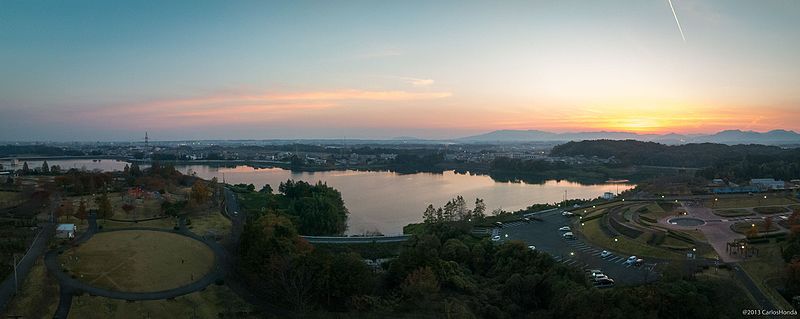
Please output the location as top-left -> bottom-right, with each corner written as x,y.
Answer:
473,198 -> 486,220
41,160 -> 50,174
95,192 -> 113,219
423,204 -> 437,224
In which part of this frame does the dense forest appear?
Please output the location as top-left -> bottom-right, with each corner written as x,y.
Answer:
233,180 -> 349,235
551,140 -> 800,182
238,212 -> 754,318
0,145 -> 85,157
550,140 -> 788,167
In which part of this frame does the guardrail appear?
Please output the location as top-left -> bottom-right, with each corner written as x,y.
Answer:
301,235 -> 411,244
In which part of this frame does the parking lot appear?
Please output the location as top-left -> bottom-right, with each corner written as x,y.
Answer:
494,209 -> 661,286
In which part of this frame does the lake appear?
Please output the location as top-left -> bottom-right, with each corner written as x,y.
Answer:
2,159 -> 634,235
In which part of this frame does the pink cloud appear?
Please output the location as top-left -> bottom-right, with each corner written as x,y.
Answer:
76,89 -> 452,129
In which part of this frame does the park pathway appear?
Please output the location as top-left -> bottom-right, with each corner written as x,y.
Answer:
49,215 -> 225,318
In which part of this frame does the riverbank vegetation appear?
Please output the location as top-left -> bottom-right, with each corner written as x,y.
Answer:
236,184 -> 754,317
231,180 -> 348,235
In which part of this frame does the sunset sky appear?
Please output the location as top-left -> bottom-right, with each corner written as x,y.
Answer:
1,0 -> 799,141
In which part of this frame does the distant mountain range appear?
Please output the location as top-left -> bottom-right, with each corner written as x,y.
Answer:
457,129 -> 800,145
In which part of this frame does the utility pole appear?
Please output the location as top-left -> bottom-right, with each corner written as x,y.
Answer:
13,254 -> 18,294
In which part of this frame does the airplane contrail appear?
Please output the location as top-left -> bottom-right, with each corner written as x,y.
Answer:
667,0 -> 686,42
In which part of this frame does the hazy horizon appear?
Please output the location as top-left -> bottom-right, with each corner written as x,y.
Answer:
2,0 -> 799,141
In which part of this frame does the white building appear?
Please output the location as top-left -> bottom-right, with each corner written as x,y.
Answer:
56,224 -> 76,239
750,178 -> 786,190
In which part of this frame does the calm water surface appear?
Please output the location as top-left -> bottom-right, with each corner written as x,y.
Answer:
183,165 -> 633,235
2,159 -> 634,235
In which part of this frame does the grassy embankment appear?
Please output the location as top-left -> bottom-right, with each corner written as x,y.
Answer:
739,244 -> 795,310
67,285 -> 257,319
578,202 -> 696,260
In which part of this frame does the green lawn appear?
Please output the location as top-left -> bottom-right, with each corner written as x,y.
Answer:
707,196 -> 796,209
0,191 -> 20,208
2,257 -> 59,319
187,210 -> 231,238
59,230 -> 214,292
67,285 -> 256,319
713,209 -> 754,217
739,244 -> 795,311
572,201 -> 623,217
731,221 -> 780,234
639,202 -> 680,221
753,206 -> 789,215
579,218 -> 684,260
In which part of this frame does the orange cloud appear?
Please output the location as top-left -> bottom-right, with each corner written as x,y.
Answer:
81,89 -> 452,129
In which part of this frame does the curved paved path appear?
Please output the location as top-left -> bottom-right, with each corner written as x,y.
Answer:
49,215 -> 224,318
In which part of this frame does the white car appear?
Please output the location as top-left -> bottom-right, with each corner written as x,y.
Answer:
600,250 -> 611,258
558,226 -> 571,231
562,232 -> 576,239
562,211 -> 574,217
593,274 -> 609,281
594,278 -> 615,287
591,272 -> 606,279
587,269 -> 603,276
491,235 -> 501,241
528,245 -> 536,251
624,256 -> 638,265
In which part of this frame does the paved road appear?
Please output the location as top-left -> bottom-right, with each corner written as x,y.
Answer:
222,187 -> 249,245
0,223 -> 55,315
497,209 -> 660,286
733,265 -> 779,314
301,235 -> 410,244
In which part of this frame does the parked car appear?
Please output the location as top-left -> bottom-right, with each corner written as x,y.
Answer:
593,274 -> 609,281
558,226 -> 571,231
562,232 -> 576,239
591,272 -> 607,280
494,222 -> 503,228
523,217 -> 531,222
587,269 -> 603,276
634,258 -> 644,267
624,256 -> 638,265
600,250 -> 611,258
562,211 -> 574,217
594,278 -> 615,288
491,235 -> 501,241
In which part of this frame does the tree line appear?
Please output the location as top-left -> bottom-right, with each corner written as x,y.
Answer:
237,187 -> 754,317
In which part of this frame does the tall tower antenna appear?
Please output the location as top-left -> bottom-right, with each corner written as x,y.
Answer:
145,132 -> 149,146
